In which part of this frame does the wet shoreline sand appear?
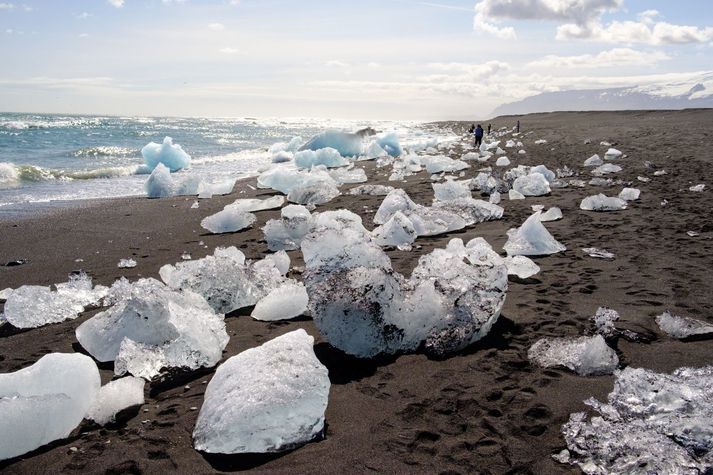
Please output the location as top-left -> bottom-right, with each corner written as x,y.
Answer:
1,109 -> 712,474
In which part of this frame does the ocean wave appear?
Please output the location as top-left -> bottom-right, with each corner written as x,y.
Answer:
0,161 -> 140,186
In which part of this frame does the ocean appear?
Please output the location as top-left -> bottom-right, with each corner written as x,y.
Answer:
0,113 -> 442,212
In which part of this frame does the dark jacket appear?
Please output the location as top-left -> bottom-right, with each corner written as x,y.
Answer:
475,126 -> 484,138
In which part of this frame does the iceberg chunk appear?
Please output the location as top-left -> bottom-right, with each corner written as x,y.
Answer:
618,187 -> 640,201
299,130 -> 363,157
371,211 -> 417,249
592,307 -> 620,338
347,184 -> 394,196
362,141 -> 388,160
655,311 -> 713,339
539,207 -> 563,222
85,376 -> 145,425
375,132 -> 402,157
528,335 -> 618,376
581,247 -> 615,259
495,156 -> 510,167
420,155 -> 469,174
287,181 -> 341,206
294,147 -> 350,169
604,148 -> 622,160
201,208 -> 256,234
530,165 -> 555,183
141,136 -> 191,172
263,205 -> 314,251
509,189 -> 525,200
193,329 -> 330,454
512,173 -> 551,197
226,195 -> 285,213
251,282 -> 309,321
583,154 -> 603,167
75,278 -> 229,379
118,258 -> 137,268
329,166 -> 367,184
432,180 -> 471,201
197,178 -> 236,199
503,255 -> 540,279
503,211 -> 566,256
0,353 -> 100,461
591,163 -> 622,176
559,366 -> 713,474
580,194 -> 627,211
690,184 -> 706,192
144,163 -> 174,198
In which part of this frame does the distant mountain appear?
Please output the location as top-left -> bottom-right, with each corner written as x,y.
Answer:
492,72 -> 713,116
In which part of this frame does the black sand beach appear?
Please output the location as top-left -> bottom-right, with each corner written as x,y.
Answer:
1,109 -> 712,474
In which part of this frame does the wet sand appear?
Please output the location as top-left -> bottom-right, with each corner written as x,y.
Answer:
1,109 -> 712,474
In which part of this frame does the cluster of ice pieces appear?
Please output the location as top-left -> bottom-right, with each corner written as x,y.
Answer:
3,273 -> 107,329
76,278 -> 229,379
528,334 -> 618,376
159,246 -> 299,320
193,330 -> 329,454
557,365 -> 713,474
257,166 -> 340,206
145,164 -> 235,199
301,212 -> 508,358
200,196 -> 284,234
141,136 -> 191,172
504,211 -> 566,256
655,311 -> 713,339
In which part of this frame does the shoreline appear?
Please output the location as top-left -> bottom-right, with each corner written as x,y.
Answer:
1,109 -> 713,474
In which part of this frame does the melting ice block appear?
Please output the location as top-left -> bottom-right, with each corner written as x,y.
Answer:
287,182 -> 341,206
495,156 -> 510,167
375,132 -> 403,157
558,366 -> 713,474
85,376 -> 145,425
581,247 -> 615,259
76,278 -> 229,379
512,173 -> 551,196
539,207 -> 563,222
420,155 -> 469,174
690,184 -> 706,192
263,205 -> 314,251
503,255 -> 540,279
294,147 -> 350,169
371,211 -> 418,248
509,189 -> 525,200
583,154 -> 603,167
299,130 -> 363,157
226,195 -> 284,213
591,163 -> 622,176
0,353 -> 100,461
193,329 -> 330,454
3,273 -> 105,329
655,311 -> 713,339
604,148 -> 622,160
329,166 -> 367,185
251,282 -> 309,321
141,136 -> 191,172
145,163 -> 174,198
160,247 -> 289,314
618,187 -> 640,201
302,215 -> 508,358
201,208 -> 256,234
432,180 -> 471,201
580,194 -> 627,211
592,307 -> 620,338
528,335 -> 618,376
503,211 -> 566,256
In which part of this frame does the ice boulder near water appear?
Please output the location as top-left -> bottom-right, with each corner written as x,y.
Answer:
655,311 -> 713,339
0,353 -> 100,461
141,136 -> 191,172
75,278 -> 229,379
144,163 -> 174,198
557,365 -> 713,474
193,329 -> 330,454
375,132 -> 402,157
85,376 -> 145,425
299,130 -> 363,157
294,147 -> 350,169
528,335 -> 618,376
503,211 -> 566,256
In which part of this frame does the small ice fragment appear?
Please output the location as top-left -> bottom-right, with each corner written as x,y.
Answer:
654,170 -> 667,176
583,154 -> 603,167
591,163 -> 622,176
85,376 -> 145,425
117,258 -> 137,269
603,148 -> 622,160
581,247 -> 615,259
495,156 -> 510,166
599,141 -> 611,146
265,250 -> 291,275
512,173 -> 551,197
592,307 -> 620,338
489,191 -> 501,205
687,231 -> 700,237
191,201 -> 199,209
503,255 -> 540,279
201,208 -> 256,234
580,194 -> 627,211
181,253 -> 192,260
655,311 -> 713,339
0,288 -> 11,300
528,335 -> 618,376
192,329 -> 330,454
251,282 -> 309,321
637,176 -> 651,183
539,207 -> 563,222
371,211 -> 417,248
534,139 -> 547,145
690,184 -> 705,192
503,211 -> 566,256
509,189 -> 525,200
618,187 -> 640,201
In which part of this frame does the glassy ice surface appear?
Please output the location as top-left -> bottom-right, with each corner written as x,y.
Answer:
201,208 -> 256,234
503,255 -> 540,279
85,376 -> 145,425
592,307 -> 620,338
528,335 -> 618,376
193,329 -> 330,454
419,155 -> 469,174
263,205 -> 314,251
558,366 -> 713,474
591,163 -> 622,176
655,311 -> 713,339
539,207 -> 563,222
0,353 -> 100,461
75,278 -> 229,379
294,147 -> 350,169
604,147 -> 623,160
371,211 -> 418,248
347,184 -> 395,196
299,130 -> 363,157
251,282 -> 309,321
141,136 -> 191,172
432,180 -> 471,201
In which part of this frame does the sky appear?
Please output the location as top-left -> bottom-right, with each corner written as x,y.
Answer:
0,0 -> 711,119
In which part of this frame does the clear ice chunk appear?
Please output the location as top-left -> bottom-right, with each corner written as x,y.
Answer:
583,154 -> 603,167
512,173 -> 551,196
347,184 -> 394,196
201,208 -> 256,234
192,329 -> 330,454
251,282 -> 309,321
539,207 -> 563,221
592,307 -> 620,338
294,147 -> 350,169
581,247 -> 615,259
503,255 -> 540,279
503,211 -> 566,256
580,194 -> 627,211
0,353 -> 100,461
655,311 -> 713,339
420,155 -> 469,174
432,180 -> 471,201
604,147 -> 622,160
141,136 -> 191,172
618,187 -> 640,201
591,163 -> 622,176
75,278 -> 229,379
371,211 -> 417,248
263,205 -> 313,251
528,335 -> 618,376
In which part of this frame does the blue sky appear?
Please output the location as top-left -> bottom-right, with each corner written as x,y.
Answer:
0,0 -> 711,119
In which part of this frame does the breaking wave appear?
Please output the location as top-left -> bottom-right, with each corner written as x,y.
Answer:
73,146 -> 140,158
0,162 -> 140,187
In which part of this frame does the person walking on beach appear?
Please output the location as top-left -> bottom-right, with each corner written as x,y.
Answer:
487,123 -> 492,135
474,124 -> 484,148
468,123 -> 475,134
516,120 -> 520,133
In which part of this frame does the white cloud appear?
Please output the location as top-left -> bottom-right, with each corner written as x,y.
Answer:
107,0 -> 124,8
219,47 -> 239,54
0,2 -> 14,10
325,60 -> 350,68
637,10 -> 660,25
473,12 -> 516,39
557,19 -> 713,45
208,22 -> 225,31
76,12 -> 91,20
527,48 -> 670,69
79,33 -> 89,38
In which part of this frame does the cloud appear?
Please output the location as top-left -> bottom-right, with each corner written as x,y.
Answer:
208,22 -> 225,31
0,3 -> 14,10
325,60 -> 350,68
79,33 -> 89,38
219,47 -> 239,54
556,19 -> 713,45
527,48 -> 670,69
76,12 -> 91,19
107,0 -> 124,8
637,10 -> 660,25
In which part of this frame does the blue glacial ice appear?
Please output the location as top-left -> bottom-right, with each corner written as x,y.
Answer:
294,147 -> 350,169
299,130 -> 363,157
141,136 -> 191,172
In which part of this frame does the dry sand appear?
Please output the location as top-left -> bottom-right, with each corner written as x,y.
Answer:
1,109 -> 712,474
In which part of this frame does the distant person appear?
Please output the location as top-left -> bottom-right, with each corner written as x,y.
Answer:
468,123 -> 475,134
487,123 -> 492,135
474,124 -> 484,148
516,120 -> 520,133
